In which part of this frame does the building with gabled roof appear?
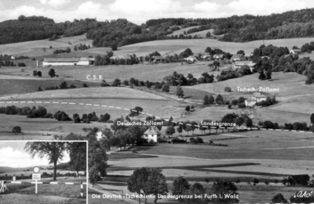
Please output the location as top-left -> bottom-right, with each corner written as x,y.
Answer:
142,126 -> 160,143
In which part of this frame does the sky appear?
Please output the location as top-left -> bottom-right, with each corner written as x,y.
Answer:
1,0 -> 314,24
0,142 -> 70,168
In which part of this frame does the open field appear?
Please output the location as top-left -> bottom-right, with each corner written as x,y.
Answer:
0,114 -> 112,137
36,62 -> 212,82
0,86 -> 183,119
167,26 -> 200,37
107,130 -> 314,178
0,34 -> 92,57
185,72 -> 314,123
104,128 -> 314,203
0,87 -> 166,101
0,78 -> 99,96
114,37 -> 314,56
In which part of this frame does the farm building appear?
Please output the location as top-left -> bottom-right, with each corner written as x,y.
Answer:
184,56 -> 197,63
290,48 -> 302,55
233,60 -> 256,71
43,57 -> 94,67
213,54 -> 224,60
142,127 -> 160,143
231,54 -> 245,62
245,92 -> 268,107
201,54 -> 212,61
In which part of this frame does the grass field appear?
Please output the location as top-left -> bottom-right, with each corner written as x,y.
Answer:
0,34 -> 92,57
36,62 -> 212,82
0,87 -> 166,101
167,26 -> 200,37
114,37 -> 314,56
185,72 -> 314,123
0,78 -> 99,96
104,128 -> 314,203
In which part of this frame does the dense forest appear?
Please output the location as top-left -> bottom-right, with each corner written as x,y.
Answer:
2,8 -> 314,46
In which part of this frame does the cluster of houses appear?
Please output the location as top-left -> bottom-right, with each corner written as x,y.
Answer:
182,52 -> 257,73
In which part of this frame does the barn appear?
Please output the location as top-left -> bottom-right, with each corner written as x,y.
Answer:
43,57 -> 94,67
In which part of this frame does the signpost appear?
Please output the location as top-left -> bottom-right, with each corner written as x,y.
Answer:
32,167 -> 41,194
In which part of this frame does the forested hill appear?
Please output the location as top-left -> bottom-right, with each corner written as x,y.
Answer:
2,8 -> 314,46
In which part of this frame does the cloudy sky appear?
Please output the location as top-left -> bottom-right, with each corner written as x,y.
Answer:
1,0 -> 314,24
0,142 -> 70,168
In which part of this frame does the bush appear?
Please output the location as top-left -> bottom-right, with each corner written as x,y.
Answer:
54,111 -> 72,121
259,120 -> 279,129
48,69 -> 56,78
286,175 -> 310,186
224,87 -> 232,92
18,62 -> 26,67
189,137 -> 204,144
112,78 -> 121,87
292,122 -> 308,131
176,86 -> 184,98
215,94 -> 224,105
203,95 -> 214,106
272,193 -> 288,203
12,126 -> 22,134
99,113 -> 110,122
27,106 -> 48,118
73,113 -> 81,123
59,81 -> 68,89
173,177 -> 190,196
161,84 -> 170,92
171,137 -> 187,144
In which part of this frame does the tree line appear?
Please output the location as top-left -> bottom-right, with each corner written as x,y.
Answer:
4,9 -> 314,46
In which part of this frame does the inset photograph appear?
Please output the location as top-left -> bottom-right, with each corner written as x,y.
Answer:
0,141 -> 87,204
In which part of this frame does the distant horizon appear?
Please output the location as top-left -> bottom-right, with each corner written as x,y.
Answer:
1,0 -> 314,24
5,6 -> 314,25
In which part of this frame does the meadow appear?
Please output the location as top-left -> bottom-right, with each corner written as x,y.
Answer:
114,37 -> 314,56
104,128 -> 314,203
39,62 -> 212,82
186,72 -> 314,124
0,34 -> 92,57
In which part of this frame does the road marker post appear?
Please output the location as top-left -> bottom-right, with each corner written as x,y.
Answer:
32,166 -> 41,195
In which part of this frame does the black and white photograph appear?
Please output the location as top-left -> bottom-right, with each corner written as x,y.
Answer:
0,0 -> 314,203
0,140 -> 87,204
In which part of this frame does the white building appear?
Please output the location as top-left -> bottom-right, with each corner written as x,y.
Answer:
43,57 -> 94,67
184,56 -> 197,63
233,61 -> 256,72
245,92 -> 268,107
290,48 -> 301,55
142,127 -> 160,143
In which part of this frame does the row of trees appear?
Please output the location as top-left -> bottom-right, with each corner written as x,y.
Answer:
128,170 -> 239,204
259,120 -> 314,132
164,71 -> 214,86
73,112 -> 111,123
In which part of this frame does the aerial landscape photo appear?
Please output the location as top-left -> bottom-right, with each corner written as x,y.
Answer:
0,0 -> 314,203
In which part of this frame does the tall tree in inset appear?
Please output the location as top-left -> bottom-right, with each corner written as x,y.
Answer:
25,142 -> 67,181
67,142 -> 87,176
